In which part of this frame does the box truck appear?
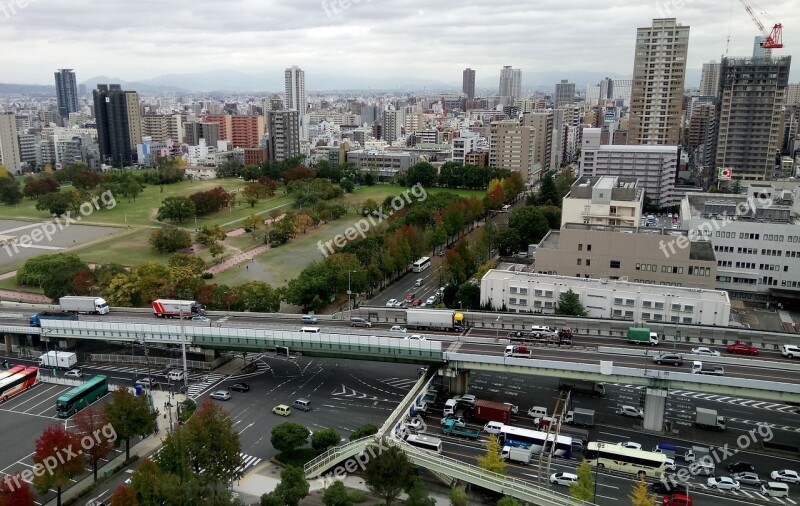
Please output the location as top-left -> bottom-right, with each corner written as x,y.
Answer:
558,379 -> 605,397
504,345 -> 532,358
406,309 -> 465,331
565,408 -> 595,427
29,312 -> 78,327
152,299 -> 205,318
691,361 -> 724,376
59,296 -> 110,315
501,445 -> 534,465
695,408 -> 726,431
39,351 -> 77,369
628,327 -> 659,345
473,400 -> 512,425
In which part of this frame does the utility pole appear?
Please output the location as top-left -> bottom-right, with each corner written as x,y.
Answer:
180,305 -> 188,394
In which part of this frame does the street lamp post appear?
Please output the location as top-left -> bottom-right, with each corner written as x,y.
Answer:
347,270 -> 358,317
495,316 -> 501,338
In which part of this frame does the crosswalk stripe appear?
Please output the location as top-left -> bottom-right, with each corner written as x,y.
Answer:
784,497 -> 796,505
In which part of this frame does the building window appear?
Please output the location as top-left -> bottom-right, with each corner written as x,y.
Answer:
614,297 -> 623,305
672,303 -> 680,311
510,287 -> 518,294
544,291 -> 553,297
519,298 -> 527,305
509,298 -> 517,305
642,312 -> 651,320
653,313 -> 663,321
684,305 -> 694,312
578,244 -> 583,251
682,317 -> 693,324
670,315 -> 680,323
610,260 -> 621,268
577,259 -> 582,266
624,311 -> 634,318
625,299 -> 634,306
534,300 -> 542,307
586,259 -> 591,266
612,309 -> 622,317
643,300 -> 652,308
654,302 -> 664,309
587,245 -> 592,252
519,288 -> 528,295
544,301 -> 553,308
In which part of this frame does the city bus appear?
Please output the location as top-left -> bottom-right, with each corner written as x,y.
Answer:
584,442 -> 667,478
56,375 -> 109,418
499,425 -> 573,458
405,434 -> 443,454
0,366 -> 39,402
411,257 -> 431,273
0,365 -> 27,383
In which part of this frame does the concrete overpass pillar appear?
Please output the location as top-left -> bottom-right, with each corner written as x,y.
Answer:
4,335 -> 12,354
643,388 -> 668,432
443,370 -> 469,395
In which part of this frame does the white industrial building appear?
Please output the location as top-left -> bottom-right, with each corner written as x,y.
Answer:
480,270 -> 730,327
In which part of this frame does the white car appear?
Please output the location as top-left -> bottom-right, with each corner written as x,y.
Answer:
550,472 -> 578,486
616,405 -> 644,418
503,403 -> 519,414
426,296 -> 437,305
707,476 -> 740,491
64,369 -> 83,378
390,325 -> 407,333
771,469 -> 800,484
135,378 -> 153,387
167,370 -> 184,381
209,390 -> 231,401
691,347 -> 721,357
665,458 -> 676,471
404,334 -> 426,341
191,316 -> 210,322
386,299 -> 398,307
617,441 -> 642,450
454,394 -> 477,406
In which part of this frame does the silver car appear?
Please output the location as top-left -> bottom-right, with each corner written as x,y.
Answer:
732,472 -> 762,486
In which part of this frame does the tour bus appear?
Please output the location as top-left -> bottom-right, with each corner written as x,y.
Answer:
405,434 -> 443,454
0,365 -> 27,383
499,425 -> 573,458
584,442 -> 667,478
0,366 -> 39,403
56,375 -> 109,418
300,327 -> 321,334
411,257 -> 431,273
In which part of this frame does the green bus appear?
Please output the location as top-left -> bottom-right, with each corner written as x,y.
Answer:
56,375 -> 109,418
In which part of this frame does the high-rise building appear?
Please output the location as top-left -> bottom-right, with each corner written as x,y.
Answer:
554,80 -> 575,107
142,114 -> 184,143
499,66 -> 522,99
54,69 -> 79,119
462,68 -> 476,100
715,56 -> 791,180
92,84 -> 142,166
700,61 -> 721,97
599,77 -> 614,102
202,115 -> 265,148
284,66 -> 307,139
267,110 -> 300,161
184,121 -> 220,147
382,108 -> 402,144
787,83 -> 800,106
753,36 -> 772,59
523,111 -> 554,173
0,112 -> 23,174
628,18 -> 690,146
489,120 -> 536,181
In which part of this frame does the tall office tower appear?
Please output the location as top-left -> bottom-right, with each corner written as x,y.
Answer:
554,80 -> 575,106
54,69 -> 79,119
92,84 -> 142,166
523,111 -> 554,172
284,66 -> 307,139
184,121 -> 221,147
715,56 -> 791,180
499,66 -> 522,99
0,112 -> 23,174
382,108 -> 402,144
753,36 -> 772,59
612,78 -> 633,105
700,61 -> 721,97
462,68 -> 476,100
787,83 -> 800,106
489,120 -> 536,181
628,18 -> 690,146
599,77 -> 614,102
266,110 -> 300,161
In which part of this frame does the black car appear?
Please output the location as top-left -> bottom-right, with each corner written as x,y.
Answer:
228,383 -> 250,392
727,461 -> 755,473
651,481 -> 688,495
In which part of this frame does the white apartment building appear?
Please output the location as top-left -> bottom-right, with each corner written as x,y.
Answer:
480,270 -> 730,326
452,134 -> 479,164
579,127 -> 677,206
680,184 -> 800,301
562,176 -> 643,227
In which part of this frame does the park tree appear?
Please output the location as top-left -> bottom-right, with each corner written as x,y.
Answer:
363,445 -> 413,505
404,477 -> 435,506
242,214 -> 261,233
486,179 -> 506,209
349,424 -> 378,441
270,423 -> 310,454
339,178 -> 355,193
283,165 -> 316,182
209,243 -> 224,259
448,486 -> 468,506
538,205 -> 562,230
0,164 -> 7,178
189,187 -> 232,215
508,206 -> 550,247
569,459 -> 594,501
555,289 -> 587,317
156,196 -> 196,222
23,177 -> 59,199
240,164 -> 261,181
108,484 -> 137,506
454,282 -> 481,310
168,253 -> 206,275
72,170 -> 102,190
311,428 -> 340,452
17,253 -> 88,289
150,225 -> 192,253
537,172 -> 560,206
195,225 -> 227,246
72,406 -> 114,481
236,281 -> 281,312
322,480 -> 352,506
104,389 -> 157,460
272,466 -> 309,506
360,198 -> 380,216
129,458 -> 184,506
71,269 -> 95,295
497,498 -> 522,506
32,425 -> 85,506
0,474 -> 35,506
556,166 -> 576,198
629,476 -> 657,506
476,434 -> 506,475
406,162 -> 437,187
0,176 -> 22,205
295,212 -> 313,234
35,190 -> 80,216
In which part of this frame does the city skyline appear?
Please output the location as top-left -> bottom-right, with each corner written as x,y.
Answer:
1,0 -> 798,86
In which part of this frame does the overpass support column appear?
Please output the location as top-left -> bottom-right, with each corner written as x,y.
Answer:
643,388 -> 668,432
442,369 -> 469,395
4,334 -> 12,354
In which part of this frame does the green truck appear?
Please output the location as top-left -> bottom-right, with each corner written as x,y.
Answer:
627,327 -> 659,346
441,418 -> 481,439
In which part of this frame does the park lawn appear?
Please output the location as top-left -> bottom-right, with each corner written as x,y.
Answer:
71,228 -> 175,266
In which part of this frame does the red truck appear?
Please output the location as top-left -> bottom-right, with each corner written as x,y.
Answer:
472,400 -> 512,425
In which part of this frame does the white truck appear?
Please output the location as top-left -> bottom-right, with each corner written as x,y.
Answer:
406,309 -> 465,331
59,296 -> 110,315
504,345 -> 532,358
39,351 -> 77,369
565,408 -> 595,427
691,361 -> 724,376
695,407 -> 726,431
501,445 -> 534,464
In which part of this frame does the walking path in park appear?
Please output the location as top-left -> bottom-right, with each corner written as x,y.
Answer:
205,244 -> 271,275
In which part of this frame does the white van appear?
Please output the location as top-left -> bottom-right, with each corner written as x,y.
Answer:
527,406 -> 548,418
168,370 -> 184,381
292,398 -> 311,411
443,399 -> 458,417
484,421 -> 505,434
760,482 -> 790,498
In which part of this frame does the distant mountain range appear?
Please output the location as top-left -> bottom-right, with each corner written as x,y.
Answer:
0,68 -> 702,95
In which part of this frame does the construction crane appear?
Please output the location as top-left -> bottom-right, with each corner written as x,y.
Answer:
739,0 -> 783,49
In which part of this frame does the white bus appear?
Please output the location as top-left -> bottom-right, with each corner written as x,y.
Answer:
405,434 -> 443,454
300,327 -> 321,334
411,257 -> 431,273
499,426 -> 573,459
584,442 -> 667,478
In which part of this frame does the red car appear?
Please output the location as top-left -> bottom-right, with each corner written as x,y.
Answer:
405,293 -> 416,302
412,298 -> 422,306
727,343 -> 759,356
663,494 -> 692,506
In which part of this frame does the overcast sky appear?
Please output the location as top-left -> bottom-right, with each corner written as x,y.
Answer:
1,0 -> 797,87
